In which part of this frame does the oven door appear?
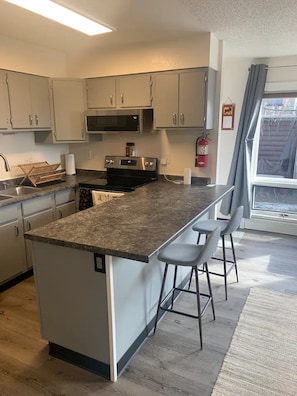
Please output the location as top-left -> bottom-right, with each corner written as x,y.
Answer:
91,190 -> 125,206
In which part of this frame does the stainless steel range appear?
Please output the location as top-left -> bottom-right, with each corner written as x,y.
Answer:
78,156 -> 158,210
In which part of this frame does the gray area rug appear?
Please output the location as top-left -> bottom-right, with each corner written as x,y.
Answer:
212,287 -> 297,395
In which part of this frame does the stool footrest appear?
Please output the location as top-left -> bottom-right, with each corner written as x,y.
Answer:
160,287 -> 213,320
200,260 -> 236,278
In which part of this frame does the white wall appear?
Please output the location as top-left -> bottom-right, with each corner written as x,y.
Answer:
216,53 -> 255,185
67,33 -> 212,78
69,33 -> 221,180
0,132 -> 68,180
2,28 -> 297,186
0,35 -> 67,77
0,35 -> 69,180
0,32 -> 221,181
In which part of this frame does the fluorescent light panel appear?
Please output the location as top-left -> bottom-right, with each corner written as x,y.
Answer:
5,0 -> 113,36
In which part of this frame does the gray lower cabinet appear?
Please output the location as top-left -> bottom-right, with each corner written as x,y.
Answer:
0,204 -> 26,285
54,189 -> 76,219
22,194 -> 54,270
0,188 -> 77,284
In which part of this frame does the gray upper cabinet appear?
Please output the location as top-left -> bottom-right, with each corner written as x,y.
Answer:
86,74 -> 152,109
51,79 -> 87,142
117,74 -> 152,108
153,68 -> 216,129
6,71 -> 51,130
87,77 -> 116,108
0,70 -> 11,130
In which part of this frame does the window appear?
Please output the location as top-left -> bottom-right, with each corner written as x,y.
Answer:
252,94 -> 297,215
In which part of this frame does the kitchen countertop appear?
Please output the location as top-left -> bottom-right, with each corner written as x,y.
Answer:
24,180 -> 233,263
0,173 -> 102,208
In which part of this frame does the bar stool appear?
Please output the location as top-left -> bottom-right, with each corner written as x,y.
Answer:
191,206 -> 244,300
153,227 -> 221,349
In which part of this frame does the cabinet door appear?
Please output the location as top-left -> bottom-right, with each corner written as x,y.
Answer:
153,73 -> 179,128
52,79 -> 86,141
87,77 -> 116,108
179,69 -> 206,128
30,75 -> 51,129
0,205 -> 26,285
54,188 -> 76,219
0,70 -> 11,130
118,74 -> 152,108
55,202 -> 76,219
6,71 -> 32,129
23,208 -> 54,269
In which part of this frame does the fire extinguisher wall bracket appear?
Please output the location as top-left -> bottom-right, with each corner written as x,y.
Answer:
195,134 -> 209,168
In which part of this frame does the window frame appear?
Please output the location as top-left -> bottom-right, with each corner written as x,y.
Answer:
251,92 -> 297,217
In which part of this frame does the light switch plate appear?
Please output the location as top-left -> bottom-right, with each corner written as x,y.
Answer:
94,253 -> 106,273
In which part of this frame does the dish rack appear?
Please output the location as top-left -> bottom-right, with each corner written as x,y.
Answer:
18,162 -> 65,187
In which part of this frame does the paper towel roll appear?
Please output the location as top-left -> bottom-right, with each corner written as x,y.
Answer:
65,153 -> 76,175
183,168 -> 191,185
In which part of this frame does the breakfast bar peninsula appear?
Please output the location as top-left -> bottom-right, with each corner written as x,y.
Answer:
25,180 -> 233,381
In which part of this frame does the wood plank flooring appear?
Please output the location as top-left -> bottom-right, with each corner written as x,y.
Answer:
0,229 -> 296,396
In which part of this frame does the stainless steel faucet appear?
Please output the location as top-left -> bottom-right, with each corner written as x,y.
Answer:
0,153 -> 10,172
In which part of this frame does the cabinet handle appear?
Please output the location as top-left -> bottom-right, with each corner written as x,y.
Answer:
35,114 -> 39,125
121,94 -> 124,104
110,95 -> 113,105
180,113 -> 184,125
29,115 -> 33,125
26,221 -> 31,231
15,226 -> 19,237
173,113 -> 177,125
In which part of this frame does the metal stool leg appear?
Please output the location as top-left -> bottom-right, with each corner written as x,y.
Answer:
188,233 -> 203,290
171,265 -> 178,308
153,263 -> 169,334
204,261 -> 215,320
194,266 -> 203,349
221,235 -> 228,300
230,233 -> 239,282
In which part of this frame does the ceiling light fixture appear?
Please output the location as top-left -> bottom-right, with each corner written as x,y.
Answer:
5,0 -> 114,36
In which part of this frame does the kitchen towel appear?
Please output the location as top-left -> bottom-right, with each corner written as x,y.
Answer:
65,153 -> 76,175
183,168 -> 191,184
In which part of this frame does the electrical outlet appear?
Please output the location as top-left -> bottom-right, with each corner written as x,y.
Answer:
160,158 -> 167,165
166,155 -> 170,165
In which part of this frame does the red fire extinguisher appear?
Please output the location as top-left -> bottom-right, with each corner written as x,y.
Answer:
195,135 -> 209,167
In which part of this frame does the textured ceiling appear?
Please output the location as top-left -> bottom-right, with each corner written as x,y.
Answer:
0,0 -> 297,59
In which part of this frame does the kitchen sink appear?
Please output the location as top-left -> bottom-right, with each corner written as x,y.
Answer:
0,194 -> 12,201
1,186 -> 40,196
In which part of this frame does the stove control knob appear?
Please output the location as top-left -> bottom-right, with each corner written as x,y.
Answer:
144,161 -> 149,167
105,159 -> 114,165
149,161 -> 154,167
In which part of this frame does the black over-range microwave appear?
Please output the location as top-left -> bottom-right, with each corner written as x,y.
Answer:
85,109 -> 155,133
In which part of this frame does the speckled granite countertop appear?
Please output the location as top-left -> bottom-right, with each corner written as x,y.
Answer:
25,181 -> 233,263
0,172 -> 103,208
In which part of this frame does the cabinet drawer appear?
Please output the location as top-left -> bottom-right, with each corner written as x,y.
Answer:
55,201 -> 76,219
22,195 -> 53,216
0,204 -> 20,225
55,189 -> 75,205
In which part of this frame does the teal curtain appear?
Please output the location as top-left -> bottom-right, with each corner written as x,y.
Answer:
221,64 -> 268,219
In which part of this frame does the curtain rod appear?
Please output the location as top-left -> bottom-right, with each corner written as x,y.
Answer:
266,64 -> 297,70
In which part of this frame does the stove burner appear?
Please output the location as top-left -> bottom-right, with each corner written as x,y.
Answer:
78,156 -> 158,210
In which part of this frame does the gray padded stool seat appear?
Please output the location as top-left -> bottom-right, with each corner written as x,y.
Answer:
153,227 -> 220,349
191,206 -> 244,300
